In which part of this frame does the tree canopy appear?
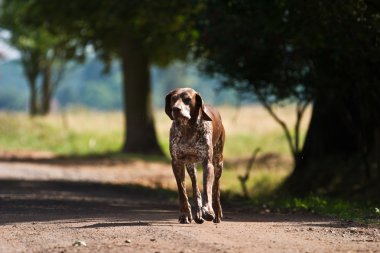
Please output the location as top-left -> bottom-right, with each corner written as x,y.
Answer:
197,0 -> 380,103
0,0 -> 81,115
18,0 -> 198,66
196,0 -> 380,196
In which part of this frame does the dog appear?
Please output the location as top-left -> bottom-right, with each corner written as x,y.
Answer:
165,88 -> 225,224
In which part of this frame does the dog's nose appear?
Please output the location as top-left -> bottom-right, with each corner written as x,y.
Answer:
172,107 -> 181,113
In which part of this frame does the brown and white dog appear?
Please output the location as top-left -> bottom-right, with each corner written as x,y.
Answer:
165,88 -> 225,224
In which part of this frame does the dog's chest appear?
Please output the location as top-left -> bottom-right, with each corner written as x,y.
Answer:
170,121 -> 212,163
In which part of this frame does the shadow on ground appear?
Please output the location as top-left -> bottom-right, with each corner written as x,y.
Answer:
0,179 -> 177,225
0,150 -> 291,170
0,151 -> 170,167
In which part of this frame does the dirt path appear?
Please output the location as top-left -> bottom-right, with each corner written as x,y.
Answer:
0,161 -> 379,253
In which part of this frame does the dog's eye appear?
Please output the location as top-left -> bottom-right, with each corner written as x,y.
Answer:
183,98 -> 191,104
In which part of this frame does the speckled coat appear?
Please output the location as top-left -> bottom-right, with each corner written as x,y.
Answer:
165,88 -> 225,224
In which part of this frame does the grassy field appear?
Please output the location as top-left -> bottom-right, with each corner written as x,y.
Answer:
0,105 -> 311,157
0,110 -> 123,155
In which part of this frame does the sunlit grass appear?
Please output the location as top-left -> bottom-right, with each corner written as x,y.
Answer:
0,105 -> 311,158
0,111 -> 123,155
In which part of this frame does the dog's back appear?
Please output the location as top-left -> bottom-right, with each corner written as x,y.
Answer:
205,105 -> 225,149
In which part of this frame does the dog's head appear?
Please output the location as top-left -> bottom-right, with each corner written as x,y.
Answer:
165,88 -> 212,124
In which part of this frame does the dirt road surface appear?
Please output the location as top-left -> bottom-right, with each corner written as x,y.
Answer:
0,159 -> 379,253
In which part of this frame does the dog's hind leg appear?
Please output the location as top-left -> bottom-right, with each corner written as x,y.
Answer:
212,134 -> 224,223
172,160 -> 192,224
186,163 -> 204,224
212,157 -> 223,223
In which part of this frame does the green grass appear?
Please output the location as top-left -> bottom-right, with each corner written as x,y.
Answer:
0,107 -> 308,158
220,167 -> 290,197
225,133 -> 286,157
240,195 -> 380,225
0,112 -> 123,155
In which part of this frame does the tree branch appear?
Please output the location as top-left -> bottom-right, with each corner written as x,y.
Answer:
238,148 -> 261,198
256,91 -> 297,159
52,62 -> 66,94
294,100 -> 310,155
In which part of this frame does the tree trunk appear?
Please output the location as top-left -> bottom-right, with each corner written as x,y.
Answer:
29,79 -> 38,116
283,91 -> 378,196
41,64 -> 52,115
22,53 -> 40,116
120,37 -> 163,155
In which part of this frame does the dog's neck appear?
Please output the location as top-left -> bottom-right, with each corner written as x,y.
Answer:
174,112 -> 202,130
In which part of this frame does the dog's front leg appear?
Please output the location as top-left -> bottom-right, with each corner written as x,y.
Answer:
172,160 -> 192,224
201,159 -> 215,221
186,163 -> 204,224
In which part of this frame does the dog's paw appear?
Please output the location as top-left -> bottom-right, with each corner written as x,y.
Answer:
213,215 -> 221,223
194,210 -> 204,224
213,207 -> 222,223
201,206 -> 215,221
178,214 -> 191,224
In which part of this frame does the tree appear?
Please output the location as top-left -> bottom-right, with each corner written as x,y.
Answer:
196,0 -> 380,197
0,1 -> 78,116
16,0 -> 199,155
196,0 -> 312,166
282,1 -> 380,196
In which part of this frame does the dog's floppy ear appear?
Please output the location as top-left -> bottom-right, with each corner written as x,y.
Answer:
165,90 -> 174,120
195,93 -> 212,121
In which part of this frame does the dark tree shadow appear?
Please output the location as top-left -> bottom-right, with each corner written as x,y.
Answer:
0,151 -> 170,167
0,179 -> 177,225
77,221 -> 153,228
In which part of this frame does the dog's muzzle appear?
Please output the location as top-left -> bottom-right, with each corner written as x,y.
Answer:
172,106 -> 191,121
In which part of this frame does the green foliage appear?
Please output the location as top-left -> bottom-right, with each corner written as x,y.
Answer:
196,0 -> 380,197
196,0 -> 380,132
0,0 -> 85,115
197,0 -> 380,104
0,0 -> 81,68
16,0 -> 200,66
196,0 -> 313,104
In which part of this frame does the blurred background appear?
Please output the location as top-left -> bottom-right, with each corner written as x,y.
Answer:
0,0 -> 379,217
